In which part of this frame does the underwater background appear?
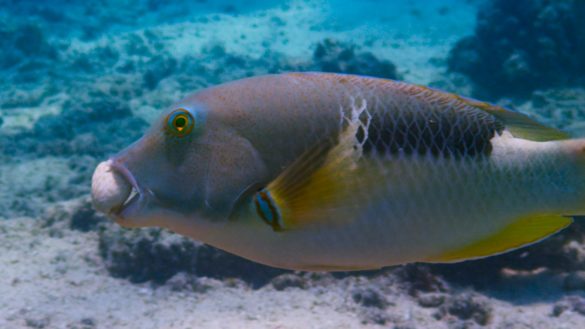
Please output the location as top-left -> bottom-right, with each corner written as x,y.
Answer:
1,0 -> 585,328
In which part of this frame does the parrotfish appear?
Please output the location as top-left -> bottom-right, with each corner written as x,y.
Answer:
91,73 -> 585,271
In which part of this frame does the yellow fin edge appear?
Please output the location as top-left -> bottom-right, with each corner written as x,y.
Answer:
265,98 -> 373,230
453,96 -> 570,141
426,213 -> 573,263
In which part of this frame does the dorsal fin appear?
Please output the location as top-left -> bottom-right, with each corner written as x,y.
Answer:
292,74 -> 569,141
453,95 -> 570,141
403,83 -> 570,142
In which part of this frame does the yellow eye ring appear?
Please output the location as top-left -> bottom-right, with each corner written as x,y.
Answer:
167,109 -> 194,137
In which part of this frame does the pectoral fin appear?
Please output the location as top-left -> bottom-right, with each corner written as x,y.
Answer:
254,100 -> 377,231
426,213 -> 573,263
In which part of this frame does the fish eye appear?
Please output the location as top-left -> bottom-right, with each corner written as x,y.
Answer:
167,108 -> 195,137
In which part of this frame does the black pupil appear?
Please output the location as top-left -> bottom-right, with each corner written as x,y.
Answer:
175,116 -> 187,128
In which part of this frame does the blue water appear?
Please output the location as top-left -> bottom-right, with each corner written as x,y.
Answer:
1,0 -> 585,328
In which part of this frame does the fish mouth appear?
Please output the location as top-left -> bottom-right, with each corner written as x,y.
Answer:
108,161 -> 144,223
91,159 -> 147,227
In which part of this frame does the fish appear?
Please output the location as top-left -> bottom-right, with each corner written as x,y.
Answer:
91,72 -> 585,271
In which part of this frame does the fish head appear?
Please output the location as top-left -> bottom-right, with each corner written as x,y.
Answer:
91,100 -> 268,231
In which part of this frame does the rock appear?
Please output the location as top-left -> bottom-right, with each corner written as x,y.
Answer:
165,272 -> 219,293
98,224 -> 286,286
313,39 -> 398,79
70,197 -> 107,232
70,46 -> 120,74
41,197 -> 107,234
551,300 -> 570,317
0,23 -> 57,70
393,324 -> 417,329
528,88 -> 585,131
396,264 -> 449,296
271,273 -> 306,291
15,25 -> 55,57
98,225 -> 201,284
494,321 -> 534,329
448,320 -> 482,329
358,307 -> 390,325
563,271 -> 585,291
0,22 -> 59,89
569,296 -> 585,316
448,0 -> 585,99
555,295 -> 585,316
563,238 -> 585,269
41,196 -> 109,232
79,318 -> 97,329
436,293 -> 492,326
143,55 -> 177,90
351,286 -> 388,309
417,292 -> 446,308
165,272 -> 196,291
25,317 -> 50,329
35,98 -> 132,140
22,96 -> 147,158
194,244 -> 286,288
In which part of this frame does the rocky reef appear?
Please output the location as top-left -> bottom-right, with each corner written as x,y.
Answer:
312,39 -> 398,79
448,0 -> 585,99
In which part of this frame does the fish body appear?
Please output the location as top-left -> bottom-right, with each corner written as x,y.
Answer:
91,73 -> 585,271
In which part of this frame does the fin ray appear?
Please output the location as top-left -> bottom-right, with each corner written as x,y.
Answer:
259,98 -> 377,231
426,213 -> 573,263
454,96 -> 570,141
402,83 -> 569,141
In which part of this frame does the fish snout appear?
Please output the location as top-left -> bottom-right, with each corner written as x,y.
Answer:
91,159 -> 141,224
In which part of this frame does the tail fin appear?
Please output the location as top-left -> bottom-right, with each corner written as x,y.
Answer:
558,138 -> 585,216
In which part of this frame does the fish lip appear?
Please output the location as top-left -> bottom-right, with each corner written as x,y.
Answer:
107,160 -> 146,223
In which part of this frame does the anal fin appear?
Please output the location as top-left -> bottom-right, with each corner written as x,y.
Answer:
426,213 -> 573,263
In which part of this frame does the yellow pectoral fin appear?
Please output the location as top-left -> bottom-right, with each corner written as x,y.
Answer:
257,100 -> 379,231
426,213 -> 573,263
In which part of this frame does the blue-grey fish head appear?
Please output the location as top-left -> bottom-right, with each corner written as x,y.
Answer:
90,100 -> 268,230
